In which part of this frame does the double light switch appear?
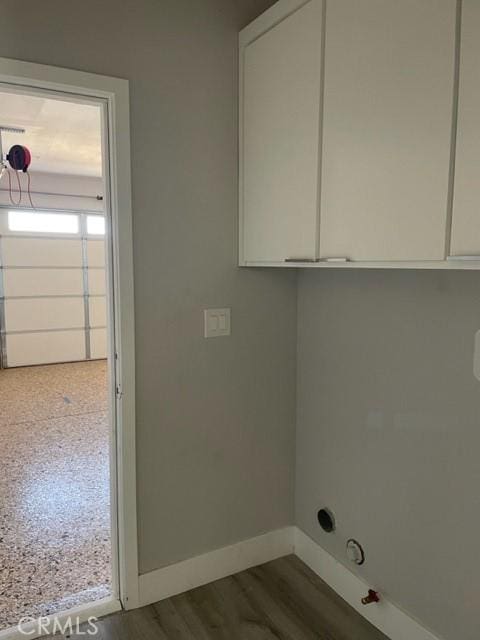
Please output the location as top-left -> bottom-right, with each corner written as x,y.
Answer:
204,308 -> 231,338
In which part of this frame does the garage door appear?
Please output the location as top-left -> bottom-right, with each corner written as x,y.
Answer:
0,211 -> 107,367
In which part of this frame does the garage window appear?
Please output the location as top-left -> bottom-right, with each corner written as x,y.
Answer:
8,210 -> 79,234
86,215 -> 106,235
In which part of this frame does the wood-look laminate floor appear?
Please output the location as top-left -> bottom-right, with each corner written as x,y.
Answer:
67,555 -> 390,640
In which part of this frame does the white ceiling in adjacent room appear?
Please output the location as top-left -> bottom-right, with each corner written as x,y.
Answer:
0,91 -> 102,177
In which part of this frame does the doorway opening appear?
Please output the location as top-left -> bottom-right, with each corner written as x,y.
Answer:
0,87 -> 117,631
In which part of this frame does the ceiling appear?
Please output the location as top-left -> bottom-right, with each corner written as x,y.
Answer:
0,91 -> 102,177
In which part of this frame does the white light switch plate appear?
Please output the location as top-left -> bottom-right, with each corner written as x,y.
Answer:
204,308 -> 231,338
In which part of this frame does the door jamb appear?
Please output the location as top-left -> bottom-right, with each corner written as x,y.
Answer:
0,56 -> 139,610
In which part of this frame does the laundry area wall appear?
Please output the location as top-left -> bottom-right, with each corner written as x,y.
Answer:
0,172 -> 107,367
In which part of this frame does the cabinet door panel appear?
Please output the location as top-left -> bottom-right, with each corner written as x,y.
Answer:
450,0 -> 480,256
242,0 -> 323,263
319,0 -> 456,261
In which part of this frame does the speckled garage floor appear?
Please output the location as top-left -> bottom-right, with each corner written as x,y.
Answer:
0,361 -> 111,630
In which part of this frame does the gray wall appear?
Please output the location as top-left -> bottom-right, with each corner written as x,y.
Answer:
4,5 -> 473,640
296,269 -> 480,640
0,0 -> 295,575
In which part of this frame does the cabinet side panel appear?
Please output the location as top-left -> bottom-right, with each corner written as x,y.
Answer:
450,0 -> 480,256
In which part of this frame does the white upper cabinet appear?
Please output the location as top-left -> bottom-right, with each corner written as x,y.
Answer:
240,0 -> 324,263
240,0 -> 472,268
319,0 -> 456,262
450,0 -> 480,257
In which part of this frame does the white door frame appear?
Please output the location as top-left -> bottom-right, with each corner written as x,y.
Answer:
0,57 -> 139,611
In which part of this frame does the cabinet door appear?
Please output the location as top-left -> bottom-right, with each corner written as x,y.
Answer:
319,0 -> 456,261
450,0 -> 480,257
241,0 -> 324,263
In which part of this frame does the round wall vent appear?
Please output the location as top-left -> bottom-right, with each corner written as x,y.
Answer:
317,508 -> 336,533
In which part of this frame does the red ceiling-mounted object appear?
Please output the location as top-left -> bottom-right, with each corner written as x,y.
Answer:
6,144 -> 32,172
0,128 -> 35,208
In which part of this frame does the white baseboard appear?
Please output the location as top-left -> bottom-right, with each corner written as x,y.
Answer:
138,525 -> 442,640
294,528 -> 442,640
138,526 -> 295,607
0,526 -> 442,640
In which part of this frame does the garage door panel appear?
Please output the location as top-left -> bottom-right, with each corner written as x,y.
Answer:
88,269 -> 106,295
5,297 -> 85,332
1,231 -> 108,367
6,331 -> 86,367
89,297 -> 107,327
87,240 -> 105,267
90,328 -> 107,359
2,237 -> 83,267
3,268 -> 84,297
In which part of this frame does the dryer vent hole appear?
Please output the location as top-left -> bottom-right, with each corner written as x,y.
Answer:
317,508 -> 335,533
